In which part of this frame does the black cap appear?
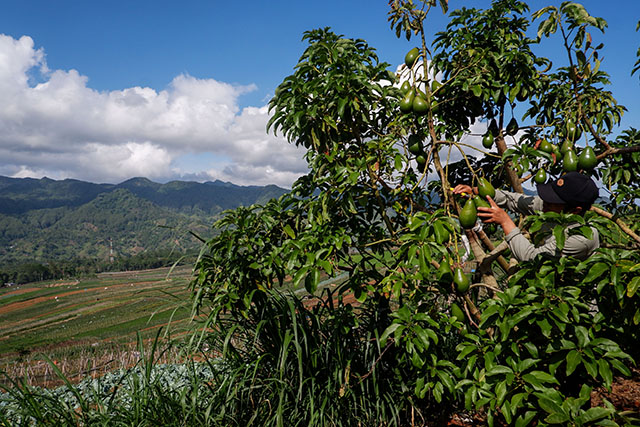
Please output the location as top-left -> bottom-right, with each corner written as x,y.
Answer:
537,172 -> 599,206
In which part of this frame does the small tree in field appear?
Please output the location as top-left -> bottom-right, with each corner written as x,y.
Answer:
191,1 -> 640,425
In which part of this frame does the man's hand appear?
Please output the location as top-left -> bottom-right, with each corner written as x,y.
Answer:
477,196 -> 517,235
452,184 -> 475,196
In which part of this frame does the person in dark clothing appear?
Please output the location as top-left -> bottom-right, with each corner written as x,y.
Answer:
453,172 -> 600,261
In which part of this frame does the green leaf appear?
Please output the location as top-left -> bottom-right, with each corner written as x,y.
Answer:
524,371 -> 558,385
608,358 -> 631,377
436,370 -> 455,392
515,411 -> 537,427
575,325 -> 590,348
282,224 -> 296,239
414,326 -> 431,351
627,276 -> 640,298
509,307 -> 534,328
394,153 -> 404,172
433,381 -> 444,403
584,262 -> 609,283
538,395 -> 563,414
566,349 -> 582,376
337,97 -> 348,117
584,360 -> 598,379
579,407 -> 612,423
523,342 -> 539,358
380,323 -> 403,346
495,379 -> 508,406
304,268 -> 320,293
457,344 -> 477,360
501,400 -> 513,424
292,266 -> 309,289
545,413 -> 570,424
598,359 -> 613,386
510,393 -> 526,411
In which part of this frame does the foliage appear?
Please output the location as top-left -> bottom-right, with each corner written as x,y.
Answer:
457,255 -> 632,425
189,0 -> 640,424
190,289 -> 431,425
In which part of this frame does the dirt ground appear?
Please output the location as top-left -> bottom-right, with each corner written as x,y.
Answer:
591,368 -> 640,413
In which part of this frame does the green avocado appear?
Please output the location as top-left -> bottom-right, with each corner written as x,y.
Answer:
405,47 -> 420,68
563,149 -> 579,172
482,133 -> 494,149
560,139 -> 574,154
412,95 -> 429,115
416,154 -> 428,173
578,146 -> 598,170
459,199 -> 477,229
453,268 -> 470,293
400,90 -> 415,113
488,119 -> 499,136
477,177 -> 496,199
566,120 -> 579,141
539,139 -> 554,153
472,195 -> 490,209
408,134 -> 423,155
516,86 -> 528,102
400,80 -> 412,95
533,168 -> 547,184
506,117 -> 519,136
451,302 -> 465,322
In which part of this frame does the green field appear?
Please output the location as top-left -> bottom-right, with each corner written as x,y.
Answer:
0,266 -> 195,387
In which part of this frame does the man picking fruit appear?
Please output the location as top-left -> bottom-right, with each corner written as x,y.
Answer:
453,172 -> 599,262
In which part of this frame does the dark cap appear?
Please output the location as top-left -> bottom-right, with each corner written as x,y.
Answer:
537,172 -> 599,206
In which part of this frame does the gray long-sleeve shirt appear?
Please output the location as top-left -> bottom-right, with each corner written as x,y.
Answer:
493,189 -> 599,262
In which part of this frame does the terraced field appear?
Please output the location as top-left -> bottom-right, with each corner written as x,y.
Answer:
0,266 -> 195,387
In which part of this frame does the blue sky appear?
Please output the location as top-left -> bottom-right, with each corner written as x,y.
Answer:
0,1 -> 638,187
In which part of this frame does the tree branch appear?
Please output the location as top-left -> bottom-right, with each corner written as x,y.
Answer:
598,144 -> 640,159
590,206 -> 640,245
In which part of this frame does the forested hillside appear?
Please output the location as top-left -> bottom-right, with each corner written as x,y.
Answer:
0,176 -> 288,275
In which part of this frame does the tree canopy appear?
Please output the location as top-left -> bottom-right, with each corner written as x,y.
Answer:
191,1 -> 640,424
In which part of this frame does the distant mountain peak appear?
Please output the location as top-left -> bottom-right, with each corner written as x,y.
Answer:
120,177 -> 156,186
0,174 -> 289,265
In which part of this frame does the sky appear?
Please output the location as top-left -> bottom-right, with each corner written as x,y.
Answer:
0,1 -> 638,188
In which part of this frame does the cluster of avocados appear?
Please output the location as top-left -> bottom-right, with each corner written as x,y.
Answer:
408,134 -> 429,173
459,177 -> 495,230
402,48 -> 432,173
532,119 -> 598,182
400,48 -> 429,117
433,177 -> 497,322
436,255 -> 469,324
482,117 -> 519,149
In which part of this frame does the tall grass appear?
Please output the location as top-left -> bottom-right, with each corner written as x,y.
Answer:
187,288 -> 439,426
0,288 -> 447,426
0,340 -> 184,389
0,331 -> 219,426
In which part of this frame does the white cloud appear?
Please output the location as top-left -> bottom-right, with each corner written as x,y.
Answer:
0,34 -> 307,187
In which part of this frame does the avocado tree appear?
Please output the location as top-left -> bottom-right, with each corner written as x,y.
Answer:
191,1 -> 640,425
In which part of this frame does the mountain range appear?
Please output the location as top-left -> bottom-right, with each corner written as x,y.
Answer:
0,176 -> 288,266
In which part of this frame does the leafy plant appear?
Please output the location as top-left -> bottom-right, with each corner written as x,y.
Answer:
189,0 -> 640,424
